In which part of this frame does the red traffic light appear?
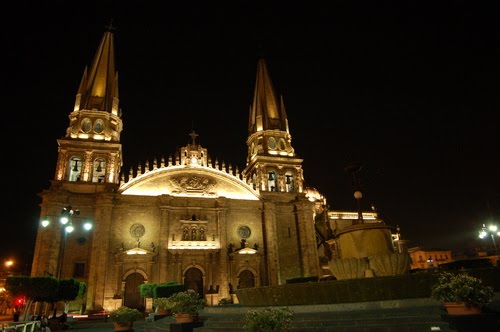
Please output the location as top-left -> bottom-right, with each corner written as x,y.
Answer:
14,297 -> 24,306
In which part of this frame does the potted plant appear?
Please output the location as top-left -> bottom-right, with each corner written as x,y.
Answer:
243,306 -> 293,332
166,289 -> 204,323
431,271 -> 494,315
109,306 -> 143,331
153,297 -> 172,315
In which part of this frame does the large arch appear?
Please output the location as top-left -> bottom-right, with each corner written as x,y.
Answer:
119,166 -> 259,200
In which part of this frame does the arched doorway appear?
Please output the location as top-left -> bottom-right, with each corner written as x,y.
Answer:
184,267 -> 204,296
124,273 -> 145,310
238,270 -> 255,289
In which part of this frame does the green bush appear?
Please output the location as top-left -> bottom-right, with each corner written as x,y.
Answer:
244,307 -> 293,332
431,272 -> 494,307
285,276 -> 319,284
109,306 -> 143,324
166,290 -> 204,315
153,282 -> 186,298
139,283 -> 156,298
153,297 -> 172,310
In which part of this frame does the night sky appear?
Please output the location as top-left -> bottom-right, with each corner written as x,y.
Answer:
3,1 -> 499,272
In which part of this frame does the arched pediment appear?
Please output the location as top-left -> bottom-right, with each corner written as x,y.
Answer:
119,165 -> 259,200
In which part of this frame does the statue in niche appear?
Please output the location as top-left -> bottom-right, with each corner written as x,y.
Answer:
228,243 -> 234,253
253,243 -> 259,250
183,228 -> 189,241
199,228 -> 206,241
150,242 -> 155,252
191,228 -> 197,240
240,238 -> 247,249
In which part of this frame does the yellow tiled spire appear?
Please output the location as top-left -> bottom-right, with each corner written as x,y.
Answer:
248,58 -> 289,134
75,29 -> 119,115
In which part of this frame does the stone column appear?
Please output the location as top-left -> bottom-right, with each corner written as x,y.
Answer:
294,199 -> 321,277
262,202 -> 280,286
86,194 -> 114,310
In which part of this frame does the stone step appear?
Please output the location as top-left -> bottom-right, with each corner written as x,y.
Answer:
193,306 -> 454,332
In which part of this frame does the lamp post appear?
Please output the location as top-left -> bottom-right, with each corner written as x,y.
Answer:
479,223 -> 500,259
42,206 -> 92,279
4,260 -> 14,277
345,163 -> 364,224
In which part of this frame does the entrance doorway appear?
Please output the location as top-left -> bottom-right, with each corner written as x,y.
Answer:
124,273 -> 145,310
238,270 -> 255,289
184,267 -> 204,296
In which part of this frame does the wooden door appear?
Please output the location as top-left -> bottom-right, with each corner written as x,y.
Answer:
124,273 -> 145,310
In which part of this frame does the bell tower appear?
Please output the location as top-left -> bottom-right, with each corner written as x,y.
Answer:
242,58 -> 304,194
54,27 -> 122,185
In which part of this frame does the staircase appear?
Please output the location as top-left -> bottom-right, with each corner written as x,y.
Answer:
193,305 -> 453,332
143,300 -> 456,332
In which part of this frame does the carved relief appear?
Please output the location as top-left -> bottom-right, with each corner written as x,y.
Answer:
130,223 -> 145,241
168,175 -> 216,194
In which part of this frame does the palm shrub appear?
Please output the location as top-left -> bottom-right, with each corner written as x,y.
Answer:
243,307 -> 293,332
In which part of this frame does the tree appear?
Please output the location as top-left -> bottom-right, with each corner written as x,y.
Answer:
5,276 -> 58,320
5,276 -> 83,320
58,279 -> 81,314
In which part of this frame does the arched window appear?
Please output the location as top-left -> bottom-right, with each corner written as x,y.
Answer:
68,156 -> 82,182
92,158 -> 106,183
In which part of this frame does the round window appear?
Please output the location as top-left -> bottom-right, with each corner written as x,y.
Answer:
238,226 -> 251,239
268,137 -> 276,149
279,138 -> 286,150
81,118 -> 92,133
94,119 -> 104,133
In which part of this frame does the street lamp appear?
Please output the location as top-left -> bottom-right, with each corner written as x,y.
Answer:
4,260 -> 14,277
479,223 -> 500,259
41,206 -> 92,278
345,163 -> 364,224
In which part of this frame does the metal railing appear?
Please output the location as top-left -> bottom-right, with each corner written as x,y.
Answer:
0,321 -> 41,332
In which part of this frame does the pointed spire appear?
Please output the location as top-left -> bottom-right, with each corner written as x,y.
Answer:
75,29 -> 118,115
248,58 -> 288,134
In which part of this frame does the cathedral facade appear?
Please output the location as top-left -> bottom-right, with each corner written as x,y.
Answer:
31,29 -> 323,311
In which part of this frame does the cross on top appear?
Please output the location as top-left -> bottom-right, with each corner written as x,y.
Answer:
189,130 -> 199,145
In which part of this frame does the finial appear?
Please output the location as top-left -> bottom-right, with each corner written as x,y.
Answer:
257,43 -> 266,59
105,18 -> 116,32
189,130 -> 199,145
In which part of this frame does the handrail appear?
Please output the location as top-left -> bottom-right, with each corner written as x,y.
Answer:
0,321 -> 40,332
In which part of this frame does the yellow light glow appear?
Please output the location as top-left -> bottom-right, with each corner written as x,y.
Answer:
238,247 -> 257,254
126,248 -> 148,255
169,241 -> 219,250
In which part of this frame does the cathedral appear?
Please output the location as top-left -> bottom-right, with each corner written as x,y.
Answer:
31,28 -> 325,311
31,27 -> 407,312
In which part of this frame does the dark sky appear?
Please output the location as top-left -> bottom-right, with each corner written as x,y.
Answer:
3,1 -> 499,272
